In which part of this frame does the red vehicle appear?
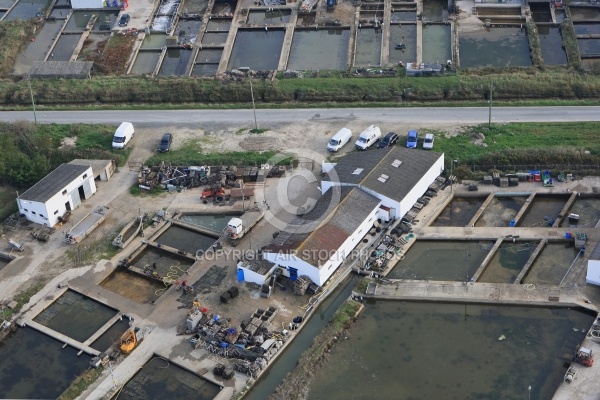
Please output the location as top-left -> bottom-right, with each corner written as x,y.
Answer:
575,346 -> 594,367
201,186 -> 225,199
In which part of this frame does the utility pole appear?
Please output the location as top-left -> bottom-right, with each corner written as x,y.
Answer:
27,77 -> 37,125
249,76 -> 258,131
488,81 -> 493,130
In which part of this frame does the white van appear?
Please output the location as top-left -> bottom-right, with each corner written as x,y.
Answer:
112,122 -> 134,149
327,128 -> 352,152
355,125 -> 381,150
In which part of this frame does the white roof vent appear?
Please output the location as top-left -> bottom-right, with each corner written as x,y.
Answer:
377,174 -> 389,183
352,168 -> 364,175
391,159 -> 402,168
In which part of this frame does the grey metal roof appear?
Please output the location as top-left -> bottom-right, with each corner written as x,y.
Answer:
19,163 -> 90,203
325,147 -> 443,203
265,187 -> 381,266
28,61 -> 93,79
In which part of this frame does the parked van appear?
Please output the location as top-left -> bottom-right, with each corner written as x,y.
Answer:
355,125 -> 382,150
112,122 -> 134,149
406,129 -> 418,149
327,128 -> 352,152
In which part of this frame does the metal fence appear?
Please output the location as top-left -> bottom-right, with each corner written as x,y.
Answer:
462,164 -> 600,174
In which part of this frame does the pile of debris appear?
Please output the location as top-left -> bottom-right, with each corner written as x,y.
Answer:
184,305 -> 289,379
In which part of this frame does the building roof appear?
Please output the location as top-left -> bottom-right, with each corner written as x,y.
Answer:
264,186 -> 380,266
325,146 -> 443,203
19,163 -> 90,203
69,159 -> 113,178
29,61 -> 93,79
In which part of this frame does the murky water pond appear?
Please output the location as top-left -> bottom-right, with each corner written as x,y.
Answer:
90,318 -> 130,353
287,28 -> 350,70
422,0 -> 446,22
117,357 -> 222,399
192,63 -> 219,75
0,327 -> 91,399
574,23 -> 600,35
391,10 -> 416,22
13,19 -> 62,74
142,34 -> 167,49
101,269 -> 166,303
523,242 -> 580,285
388,240 -> 494,281
561,196 -> 600,228
422,23 -> 452,63
569,7 -> 600,22
355,27 -> 382,66
176,18 -> 202,44
478,241 -> 538,283
33,290 -> 117,342
578,38 -> 600,57
530,2 -> 552,23
159,48 -> 193,75
432,196 -> 486,227
307,301 -> 594,400
206,17 -> 231,31
475,195 -> 526,227
179,213 -> 236,232
538,26 -> 567,65
156,225 -> 218,253
51,33 -> 82,61
130,50 -> 161,74
4,0 -> 47,20
65,10 -> 93,31
389,23 -> 416,64
227,28 -> 285,70
518,195 -> 567,227
247,8 -> 291,24
459,27 -> 531,68
202,31 -> 230,45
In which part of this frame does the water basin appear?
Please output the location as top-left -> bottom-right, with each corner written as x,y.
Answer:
389,23 -> 416,64
195,48 -> 223,63
530,3 -> 552,23
569,7 -> 600,22
475,195 -> 527,227
307,301 -> 594,400
130,50 -> 161,74
422,0 -> 446,22
518,194 -> 568,227
4,0 -> 47,20
192,63 -> 219,75
561,196 -> 600,228
179,213 -> 238,232
355,27 -> 382,66
538,26 -> 567,65
523,241 -> 580,285
391,10 -> 416,22
156,224 -> 218,254
159,48 -> 193,75
478,241 -> 539,283
287,28 -> 350,70
176,18 -> 202,44
90,318 -> 130,353
422,23 -> 452,63
459,27 -> 532,68
431,196 -> 486,227
51,33 -> 82,61
578,38 -> 600,57
206,17 -> 231,31
142,34 -> 167,49
101,269 -> 166,304
247,9 -> 291,25
33,290 -> 117,342
574,23 -> 600,35
388,240 -> 494,281
13,19 -> 62,74
119,357 -> 221,399
202,31 -> 230,45
0,327 -> 91,399
65,10 -> 93,31
228,28 -> 285,70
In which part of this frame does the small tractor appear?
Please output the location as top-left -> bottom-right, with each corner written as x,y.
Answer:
201,185 -> 225,200
575,346 -> 594,367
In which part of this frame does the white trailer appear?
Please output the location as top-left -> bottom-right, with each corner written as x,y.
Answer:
65,207 -> 109,244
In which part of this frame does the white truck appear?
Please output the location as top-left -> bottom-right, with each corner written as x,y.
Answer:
355,125 -> 381,150
65,207 -> 109,244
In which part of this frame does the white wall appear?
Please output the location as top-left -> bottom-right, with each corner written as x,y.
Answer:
264,202 -> 380,286
237,261 -> 271,285
71,0 -> 106,9
18,166 -> 96,227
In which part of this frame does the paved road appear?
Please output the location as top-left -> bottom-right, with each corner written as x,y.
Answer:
1,106 -> 600,127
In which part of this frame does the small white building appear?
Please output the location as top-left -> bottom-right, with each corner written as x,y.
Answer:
69,159 -> 116,182
17,163 -> 97,227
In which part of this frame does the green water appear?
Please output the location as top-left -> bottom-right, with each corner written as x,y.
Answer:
117,357 -> 221,400
33,290 -> 117,342
523,242 -> 580,285
478,241 -> 538,283
0,327 -> 91,399
388,240 -> 494,281
475,196 -> 527,227
308,301 -> 594,400
156,225 -> 218,254
179,213 -> 235,232
432,197 -> 486,227
422,24 -> 452,63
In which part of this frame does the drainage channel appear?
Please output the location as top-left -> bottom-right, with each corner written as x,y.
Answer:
242,274 -> 356,400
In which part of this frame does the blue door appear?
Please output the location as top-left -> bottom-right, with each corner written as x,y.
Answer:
289,267 -> 298,281
237,269 -> 244,282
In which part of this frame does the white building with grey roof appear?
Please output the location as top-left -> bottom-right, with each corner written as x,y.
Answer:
17,163 -> 97,227
238,146 -> 444,287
